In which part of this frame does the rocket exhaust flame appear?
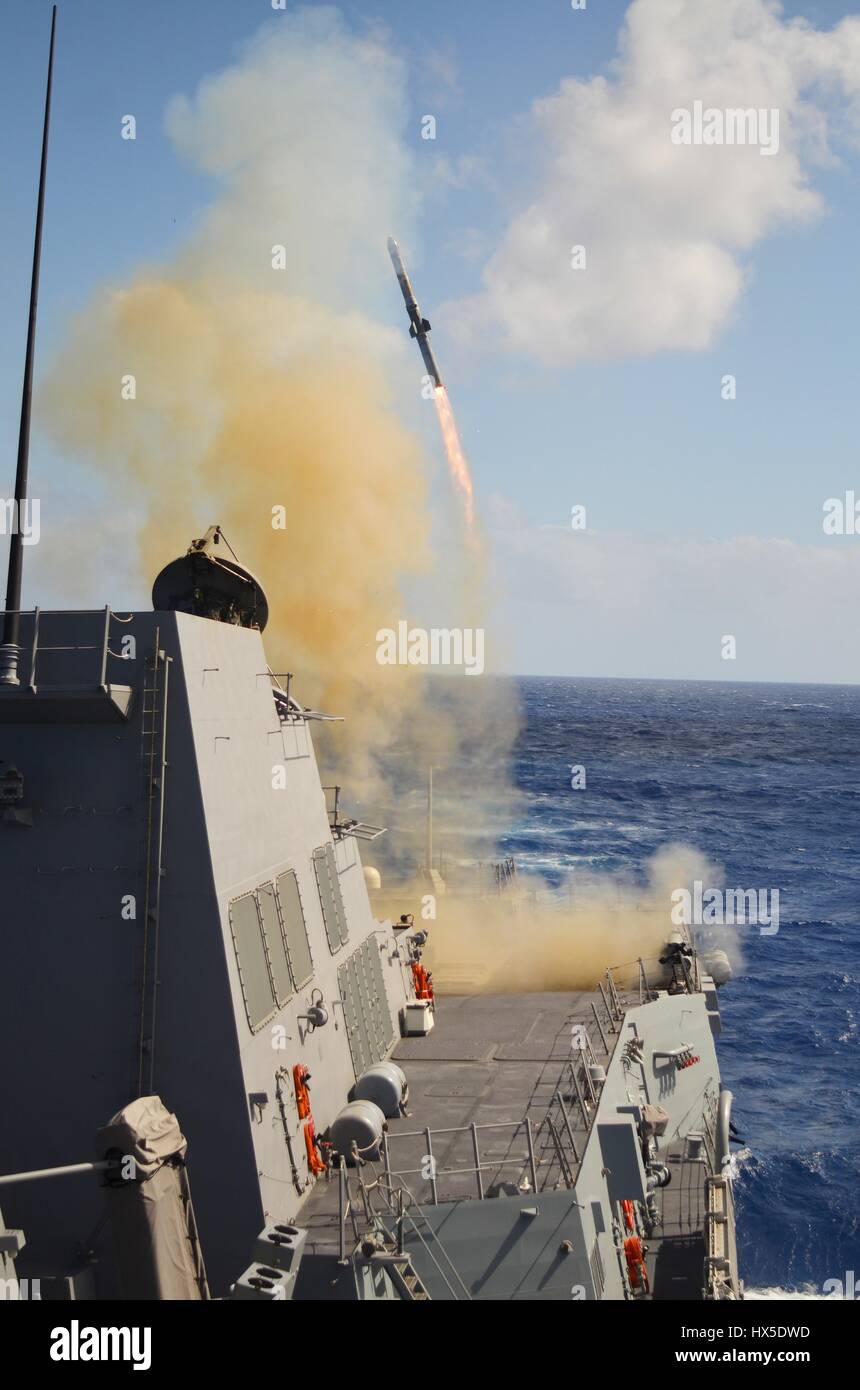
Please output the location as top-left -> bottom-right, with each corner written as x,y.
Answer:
433,386 -> 476,535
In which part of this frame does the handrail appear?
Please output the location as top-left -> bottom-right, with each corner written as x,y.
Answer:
377,1006 -> 615,1205
0,607 -> 131,616
0,606 -> 134,692
340,1160 -> 471,1301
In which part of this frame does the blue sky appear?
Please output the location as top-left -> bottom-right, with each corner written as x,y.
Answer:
2,0 -> 860,681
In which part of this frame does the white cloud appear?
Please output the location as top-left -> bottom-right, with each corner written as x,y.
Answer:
164,8 -> 418,312
487,495 -> 860,681
427,153 -> 488,192
421,46 -> 461,103
451,0 -> 860,365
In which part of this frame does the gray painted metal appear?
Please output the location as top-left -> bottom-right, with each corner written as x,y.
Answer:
597,1119 -> 648,1204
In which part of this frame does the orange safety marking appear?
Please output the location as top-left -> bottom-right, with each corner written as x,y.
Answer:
303,1118 -> 326,1175
624,1235 -> 650,1294
411,961 -> 434,1001
293,1063 -> 312,1119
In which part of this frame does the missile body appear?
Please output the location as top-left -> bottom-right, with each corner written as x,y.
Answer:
387,235 -> 443,388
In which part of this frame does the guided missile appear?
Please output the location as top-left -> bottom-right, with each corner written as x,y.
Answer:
387,235 -> 443,388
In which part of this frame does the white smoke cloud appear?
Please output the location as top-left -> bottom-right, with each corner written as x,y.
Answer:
164,7 -> 418,314
451,0 -> 860,364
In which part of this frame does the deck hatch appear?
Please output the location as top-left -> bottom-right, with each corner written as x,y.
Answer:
313,842 -> 349,953
276,869 -> 314,989
258,883 -> 293,1006
229,892 -> 277,1033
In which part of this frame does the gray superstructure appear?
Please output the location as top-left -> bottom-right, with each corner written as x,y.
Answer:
0,547 -> 417,1296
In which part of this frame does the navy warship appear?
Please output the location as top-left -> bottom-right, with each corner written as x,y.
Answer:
0,9 -> 741,1303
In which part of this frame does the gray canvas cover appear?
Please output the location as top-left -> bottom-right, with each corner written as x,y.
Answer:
97,1096 -> 206,1300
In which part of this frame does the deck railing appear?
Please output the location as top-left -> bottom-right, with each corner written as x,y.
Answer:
0,607 -> 134,689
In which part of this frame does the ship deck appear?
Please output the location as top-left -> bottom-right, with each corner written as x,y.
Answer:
294,985 -> 723,1301
390,989 -> 613,1200
645,1138 -> 710,1300
296,989 -> 622,1293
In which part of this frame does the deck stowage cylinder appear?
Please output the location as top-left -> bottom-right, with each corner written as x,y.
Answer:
353,1062 -> 407,1117
330,1100 -> 386,1162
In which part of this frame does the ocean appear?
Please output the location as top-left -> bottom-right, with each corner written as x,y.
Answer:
505,676 -> 860,1296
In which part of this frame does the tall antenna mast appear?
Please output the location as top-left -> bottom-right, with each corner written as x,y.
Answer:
0,5 -> 58,686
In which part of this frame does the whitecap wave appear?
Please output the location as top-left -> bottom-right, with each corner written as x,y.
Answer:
745,1285 -> 836,1300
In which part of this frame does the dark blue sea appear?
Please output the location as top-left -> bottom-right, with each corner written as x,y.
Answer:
505,676 -> 860,1297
